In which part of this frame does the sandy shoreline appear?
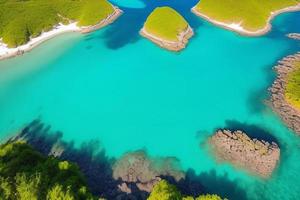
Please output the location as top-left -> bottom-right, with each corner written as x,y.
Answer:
269,52 -> 300,135
140,26 -> 194,51
0,6 -> 122,61
191,4 -> 300,36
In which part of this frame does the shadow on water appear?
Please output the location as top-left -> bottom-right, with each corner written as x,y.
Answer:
11,119 -> 123,198
87,0 -> 202,50
266,12 -> 300,40
246,86 -> 271,115
224,120 -> 279,145
163,169 -> 249,200
11,119 -> 248,199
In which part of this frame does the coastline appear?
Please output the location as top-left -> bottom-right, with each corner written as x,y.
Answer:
139,26 -> 194,51
191,4 -> 300,36
269,52 -> 300,135
0,6 -> 122,61
80,7 -> 123,34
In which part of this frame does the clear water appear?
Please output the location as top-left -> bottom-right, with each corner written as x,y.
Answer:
0,0 -> 300,199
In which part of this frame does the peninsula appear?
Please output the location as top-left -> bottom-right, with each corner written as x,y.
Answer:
0,0 -> 122,60
140,7 -> 194,51
192,0 -> 300,36
269,52 -> 300,135
209,130 -> 280,178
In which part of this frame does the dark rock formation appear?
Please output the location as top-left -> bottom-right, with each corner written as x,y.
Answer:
113,151 -> 184,193
269,52 -> 300,135
209,130 -> 280,178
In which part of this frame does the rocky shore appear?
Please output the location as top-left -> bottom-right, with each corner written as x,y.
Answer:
269,52 -> 300,135
287,33 -> 300,40
0,6 -> 122,61
140,26 -> 194,51
209,129 -> 280,178
191,4 -> 300,36
113,151 -> 184,195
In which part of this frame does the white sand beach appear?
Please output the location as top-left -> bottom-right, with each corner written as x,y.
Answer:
0,23 -> 80,60
0,6 -> 122,60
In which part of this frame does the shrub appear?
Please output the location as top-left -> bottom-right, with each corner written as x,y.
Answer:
148,180 -> 182,200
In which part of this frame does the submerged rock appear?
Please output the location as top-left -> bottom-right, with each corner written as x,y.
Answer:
287,33 -> 300,40
209,129 -> 280,178
113,150 -> 184,193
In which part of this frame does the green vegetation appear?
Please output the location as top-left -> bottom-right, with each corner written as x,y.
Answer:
0,141 -> 95,200
0,0 -> 115,47
144,7 -> 189,42
0,141 -> 225,200
194,0 -> 300,31
148,180 -> 224,200
285,61 -> 300,110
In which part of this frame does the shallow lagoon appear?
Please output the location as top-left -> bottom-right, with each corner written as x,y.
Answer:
0,0 -> 300,199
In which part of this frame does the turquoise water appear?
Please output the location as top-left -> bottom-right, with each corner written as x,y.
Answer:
0,1 -> 300,199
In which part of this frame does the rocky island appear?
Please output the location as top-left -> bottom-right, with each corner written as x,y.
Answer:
192,0 -> 300,36
0,0 -> 122,60
209,129 -> 280,178
140,7 -> 194,51
269,52 -> 300,134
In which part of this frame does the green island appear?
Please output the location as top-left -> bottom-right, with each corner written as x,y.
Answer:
0,141 -> 223,200
0,0 -> 117,47
192,0 -> 300,35
140,6 -> 193,51
285,60 -> 300,110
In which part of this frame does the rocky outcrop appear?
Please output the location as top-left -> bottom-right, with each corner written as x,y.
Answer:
140,26 -> 194,51
209,130 -> 280,178
287,33 -> 300,40
269,52 -> 300,135
113,151 -> 184,193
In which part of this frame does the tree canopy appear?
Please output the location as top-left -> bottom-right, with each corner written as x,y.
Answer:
148,180 -> 224,200
0,141 -> 95,200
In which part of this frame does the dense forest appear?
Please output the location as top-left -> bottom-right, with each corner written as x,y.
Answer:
0,141 -> 223,200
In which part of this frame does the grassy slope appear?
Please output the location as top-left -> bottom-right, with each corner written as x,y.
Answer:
0,0 -> 114,47
194,0 -> 300,31
144,7 -> 189,42
285,61 -> 300,110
